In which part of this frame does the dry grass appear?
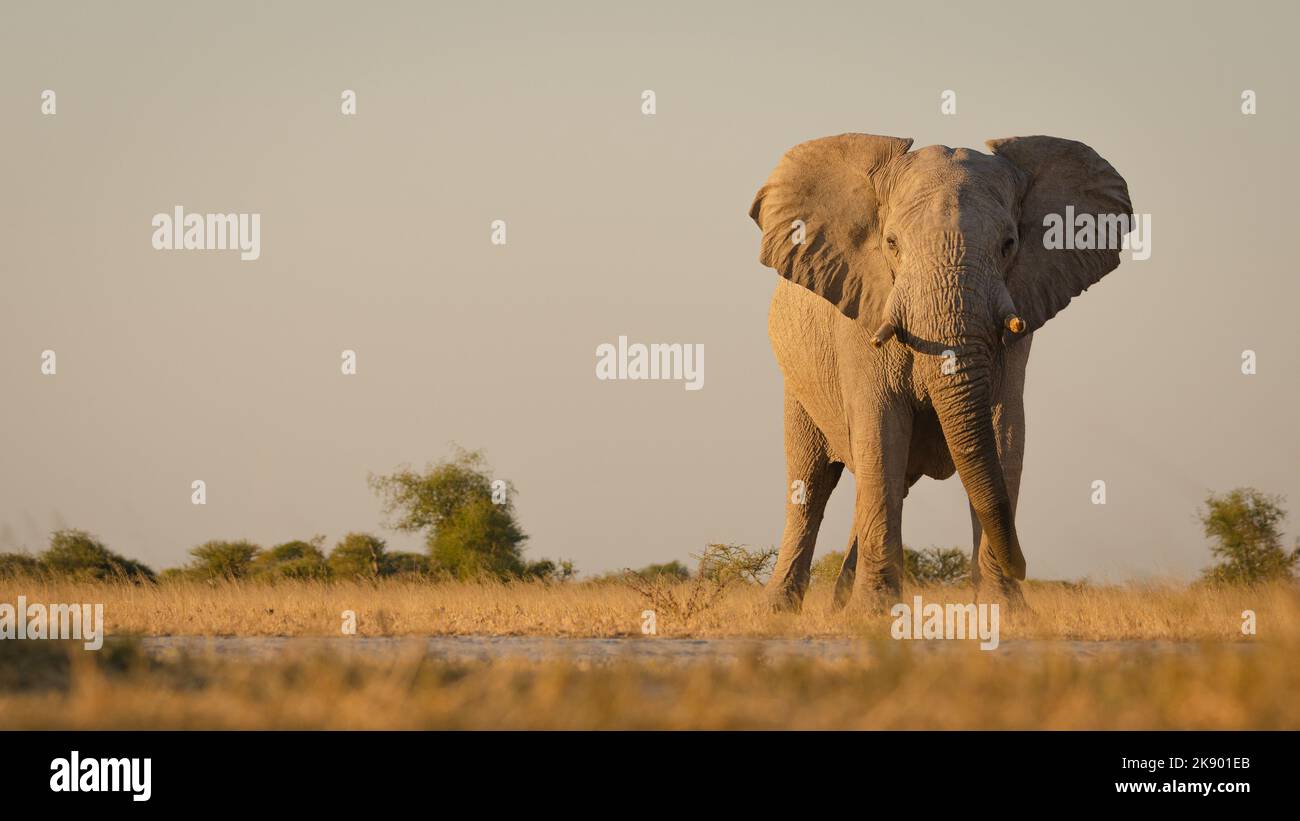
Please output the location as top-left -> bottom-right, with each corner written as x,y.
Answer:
0,637 -> 1296,729
2,574 -> 1297,641
3,577 -> 1297,729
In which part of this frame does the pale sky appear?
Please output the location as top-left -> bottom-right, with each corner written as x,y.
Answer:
2,0 -> 1297,581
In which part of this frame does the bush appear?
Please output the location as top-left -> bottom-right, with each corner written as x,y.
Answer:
696,543 -> 777,585
382,551 -> 432,578
622,544 -> 770,624
252,539 -> 329,581
810,551 -> 846,586
1200,488 -> 1299,585
183,540 -> 261,581
41,529 -> 155,582
904,547 -> 970,585
524,559 -> 577,583
631,560 -> 692,581
0,552 -> 45,579
329,532 -> 387,580
808,546 -> 970,587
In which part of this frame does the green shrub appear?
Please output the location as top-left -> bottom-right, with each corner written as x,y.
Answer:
329,532 -> 387,580
631,560 -> 691,581
696,543 -> 776,585
524,558 -> 577,583
809,546 -> 970,587
810,551 -> 845,586
0,552 -> 45,579
904,546 -> 970,585
382,551 -> 432,577
184,540 -> 261,580
252,539 -> 329,580
41,529 -> 155,582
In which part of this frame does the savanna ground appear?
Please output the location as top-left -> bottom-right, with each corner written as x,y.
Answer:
2,575 -> 1298,729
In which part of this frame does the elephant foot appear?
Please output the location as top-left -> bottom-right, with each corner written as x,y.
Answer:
764,582 -> 805,614
828,568 -> 855,613
843,582 -> 901,617
975,577 -> 1032,615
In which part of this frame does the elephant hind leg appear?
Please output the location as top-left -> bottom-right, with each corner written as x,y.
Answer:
767,391 -> 843,612
830,532 -> 858,612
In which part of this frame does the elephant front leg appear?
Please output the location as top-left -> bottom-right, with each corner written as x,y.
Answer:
968,453 -> 1026,607
970,343 -> 1029,608
846,406 -> 912,613
766,393 -> 843,612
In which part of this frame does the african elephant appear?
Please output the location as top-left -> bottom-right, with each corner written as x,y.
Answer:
749,134 -> 1132,611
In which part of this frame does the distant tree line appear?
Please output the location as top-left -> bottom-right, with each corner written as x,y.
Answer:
0,448 -> 574,584
2,485 -> 1295,587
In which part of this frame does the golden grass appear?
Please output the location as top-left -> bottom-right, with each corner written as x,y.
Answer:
2,575 -> 1297,641
3,578 -> 1296,729
0,637 -> 1295,729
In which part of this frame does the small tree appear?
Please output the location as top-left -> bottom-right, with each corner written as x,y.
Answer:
329,532 -> 388,580
431,496 -> 529,579
42,529 -> 155,582
369,447 -> 530,581
1200,488 -> 1299,585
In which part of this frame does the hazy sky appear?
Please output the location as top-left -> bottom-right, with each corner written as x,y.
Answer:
2,0 -> 1297,581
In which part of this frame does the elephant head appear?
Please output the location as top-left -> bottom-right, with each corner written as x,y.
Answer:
749,134 -> 1132,582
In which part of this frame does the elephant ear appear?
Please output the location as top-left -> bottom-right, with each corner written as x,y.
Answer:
987,136 -> 1133,332
749,133 -> 913,325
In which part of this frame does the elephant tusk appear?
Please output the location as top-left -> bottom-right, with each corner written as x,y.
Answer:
1003,315 -> 1026,334
871,323 -> 896,348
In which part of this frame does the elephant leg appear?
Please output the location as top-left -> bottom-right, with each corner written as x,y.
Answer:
847,405 -> 912,612
971,339 -> 1030,606
766,391 -> 843,612
832,470 -> 921,610
830,530 -> 858,612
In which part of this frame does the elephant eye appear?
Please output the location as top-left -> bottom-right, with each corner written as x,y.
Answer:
1001,236 -> 1016,257
886,235 -> 899,252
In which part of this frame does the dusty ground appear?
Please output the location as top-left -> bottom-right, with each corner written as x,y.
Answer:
1,577 -> 1294,729
0,635 -> 1294,729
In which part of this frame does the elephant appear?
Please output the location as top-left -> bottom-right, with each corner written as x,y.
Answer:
749,133 -> 1132,612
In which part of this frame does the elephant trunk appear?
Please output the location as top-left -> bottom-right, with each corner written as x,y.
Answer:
876,251 -> 1028,582
930,357 -> 1026,580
